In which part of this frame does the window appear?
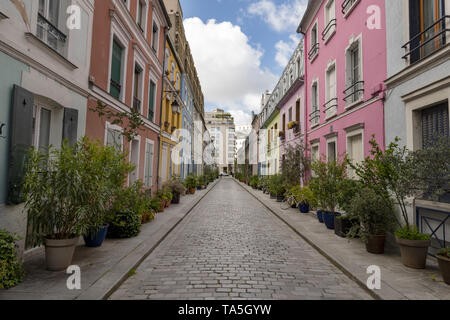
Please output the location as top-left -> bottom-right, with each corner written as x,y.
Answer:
152,22 -> 159,53
144,140 -> 154,187
344,38 -> 363,106
148,80 -> 156,122
421,102 -> 449,148
133,64 -> 143,113
327,140 -> 337,162
407,0 -> 446,64
282,114 -> 286,132
323,0 -> 336,42
32,105 -> 52,153
136,0 -> 145,32
106,123 -> 123,150
110,40 -> 124,100
347,132 -> 363,178
288,107 -> 293,122
310,81 -> 319,126
37,0 -> 67,55
311,144 -> 320,162
342,0 -> 361,17
325,63 -> 337,119
308,22 -> 319,60
296,99 -> 300,123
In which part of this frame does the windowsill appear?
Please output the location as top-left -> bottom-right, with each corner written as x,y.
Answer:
25,32 -> 78,70
325,111 -> 338,121
343,0 -> 361,19
323,28 -> 336,45
309,51 -> 319,63
345,97 -> 364,110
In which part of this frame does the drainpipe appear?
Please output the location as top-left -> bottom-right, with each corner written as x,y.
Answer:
299,30 -> 308,186
156,26 -> 168,191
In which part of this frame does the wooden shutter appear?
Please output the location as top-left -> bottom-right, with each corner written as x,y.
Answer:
422,103 -> 449,148
8,85 -> 34,204
62,108 -> 78,146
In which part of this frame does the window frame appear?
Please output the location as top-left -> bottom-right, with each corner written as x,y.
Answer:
323,0 -> 337,44
105,121 -> 124,152
144,138 -> 155,187
344,34 -> 364,109
324,60 -> 338,120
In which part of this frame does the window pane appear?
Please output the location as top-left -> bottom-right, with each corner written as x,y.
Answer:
48,0 -> 59,26
39,108 -> 51,152
149,81 -> 156,121
110,40 -> 123,99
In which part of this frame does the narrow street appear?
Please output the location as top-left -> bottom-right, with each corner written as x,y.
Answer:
110,178 -> 372,300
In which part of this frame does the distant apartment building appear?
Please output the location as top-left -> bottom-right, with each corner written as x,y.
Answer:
205,109 -> 236,173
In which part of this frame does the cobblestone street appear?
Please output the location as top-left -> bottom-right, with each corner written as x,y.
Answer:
110,178 -> 372,300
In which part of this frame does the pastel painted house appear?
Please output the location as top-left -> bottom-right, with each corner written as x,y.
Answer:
298,0 -> 387,174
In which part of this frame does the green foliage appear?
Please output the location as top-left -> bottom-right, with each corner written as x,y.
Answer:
258,176 -> 269,191
149,197 -> 162,212
106,210 -> 141,239
162,178 -> 186,196
268,174 -> 286,196
287,186 -> 317,207
249,175 -> 259,188
197,175 -> 206,186
336,178 -> 362,213
395,226 -> 431,241
184,174 -> 198,189
0,230 -> 24,289
157,186 -> 173,201
310,158 -> 347,212
346,187 -> 397,243
437,248 -> 450,259
281,143 -> 310,188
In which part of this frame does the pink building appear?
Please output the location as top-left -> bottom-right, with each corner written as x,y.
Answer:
298,0 -> 387,174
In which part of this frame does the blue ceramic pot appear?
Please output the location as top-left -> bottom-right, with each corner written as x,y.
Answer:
84,225 -> 109,248
317,210 -> 324,223
299,203 -> 310,213
323,212 -> 341,230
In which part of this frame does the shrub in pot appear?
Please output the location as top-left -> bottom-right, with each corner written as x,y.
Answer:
162,179 -> 186,204
24,140 -> 100,271
197,175 -> 206,190
436,248 -> 450,285
347,188 -> 397,254
149,197 -> 162,214
334,215 -> 359,238
395,227 -> 431,269
184,174 -> 197,194
249,175 -> 259,189
268,174 -> 286,202
0,229 -> 24,289
294,186 -> 317,213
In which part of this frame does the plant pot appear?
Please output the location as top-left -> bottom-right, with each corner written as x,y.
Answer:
323,212 -> 340,230
396,238 -> 430,269
334,217 -> 358,238
166,200 -> 171,208
189,188 -> 195,195
172,192 -> 180,204
45,237 -> 79,271
291,203 -> 297,209
276,195 -> 284,202
270,193 -> 276,199
197,186 -> 202,190
83,225 -> 109,248
299,203 -> 309,213
158,202 -> 165,212
437,255 -> 450,285
317,210 -> 324,223
365,234 -> 386,254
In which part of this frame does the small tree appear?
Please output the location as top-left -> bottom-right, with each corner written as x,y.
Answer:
281,142 -> 310,187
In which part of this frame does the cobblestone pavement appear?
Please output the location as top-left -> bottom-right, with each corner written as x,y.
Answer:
110,178 -> 372,300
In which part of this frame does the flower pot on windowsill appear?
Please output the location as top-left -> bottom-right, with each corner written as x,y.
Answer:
437,254 -> 450,285
45,236 -> 80,271
396,238 -> 430,269
83,225 -> 109,248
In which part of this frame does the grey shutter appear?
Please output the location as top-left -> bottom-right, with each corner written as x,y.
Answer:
62,108 -> 78,146
421,103 -> 449,148
7,85 -> 34,204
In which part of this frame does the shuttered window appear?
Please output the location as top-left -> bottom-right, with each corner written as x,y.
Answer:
110,40 -> 123,100
148,80 -> 156,122
421,102 -> 449,148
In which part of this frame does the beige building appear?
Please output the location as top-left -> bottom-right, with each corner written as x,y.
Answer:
205,109 -> 236,174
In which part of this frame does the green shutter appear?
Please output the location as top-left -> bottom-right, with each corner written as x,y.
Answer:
148,81 -> 155,121
110,40 -> 122,99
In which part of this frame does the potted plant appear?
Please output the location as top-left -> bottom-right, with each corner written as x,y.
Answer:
437,248 -> 450,285
162,179 -> 186,204
197,175 -> 206,189
347,187 -> 397,254
185,174 -> 197,194
24,141 -> 93,271
335,178 -> 361,238
268,174 -> 286,202
293,186 -> 317,213
0,229 -> 24,288
249,175 -> 259,189
287,121 -> 298,131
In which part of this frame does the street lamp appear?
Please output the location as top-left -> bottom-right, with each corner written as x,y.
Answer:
171,99 -> 181,114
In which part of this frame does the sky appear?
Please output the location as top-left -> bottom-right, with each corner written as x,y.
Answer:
180,0 -> 307,125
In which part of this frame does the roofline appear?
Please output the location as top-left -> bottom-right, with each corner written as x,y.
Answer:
159,0 -> 172,29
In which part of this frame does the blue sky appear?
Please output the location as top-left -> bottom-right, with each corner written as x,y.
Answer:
179,0 -> 306,124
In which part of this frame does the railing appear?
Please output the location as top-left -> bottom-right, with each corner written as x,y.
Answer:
308,43 -> 319,60
148,109 -> 154,122
309,109 -> 320,126
322,19 -> 337,41
323,98 -> 338,115
133,97 -> 141,113
343,81 -> 364,104
36,13 -> 67,55
402,16 -> 449,64
110,79 -> 122,98
341,0 -> 358,15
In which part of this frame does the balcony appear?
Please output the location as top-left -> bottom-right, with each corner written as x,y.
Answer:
343,81 -> 364,107
341,0 -> 361,17
36,13 -> 67,56
308,43 -> 319,61
323,98 -> 338,119
402,16 -> 450,65
322,19 -> 337,42
309,109 -> 320,127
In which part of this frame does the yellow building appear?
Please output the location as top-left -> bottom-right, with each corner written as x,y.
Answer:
159,38 -> 183,183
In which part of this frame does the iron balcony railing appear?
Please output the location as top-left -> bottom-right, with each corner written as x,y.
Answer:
110,79 -> 122,97
308,43 -> 319,60
402,16 -> 449,64
148,109 -> 154,122
133,97 -> 141,113
343,81 -> 364,104
309,109 -> 320,125
36,13 -> 67,55
323,98 -> 338,114
322,19 -> 337,41
341,0 -> 358,15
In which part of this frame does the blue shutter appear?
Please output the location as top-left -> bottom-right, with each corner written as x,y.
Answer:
8,85 -> 34,204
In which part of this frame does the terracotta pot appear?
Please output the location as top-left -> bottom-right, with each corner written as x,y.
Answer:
437,254 -> 450,285
396,238 -> 430,269
166,200 -> 171,208
189,188 -> 195,195
45,237 -> 79,271
159,202 -> 165,212
365,234 -> 386,254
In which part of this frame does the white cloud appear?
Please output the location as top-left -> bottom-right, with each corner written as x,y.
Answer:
184,17 -> 278,125
247,0 -> 307,33
275,34 -> 300,68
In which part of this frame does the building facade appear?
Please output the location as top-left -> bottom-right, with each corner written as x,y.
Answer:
298,0 -> 387,177
0,0 -> 94,253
